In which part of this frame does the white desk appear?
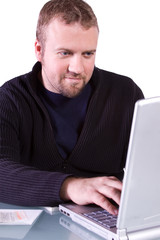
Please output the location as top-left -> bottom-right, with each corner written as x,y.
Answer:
0,203 -> 105,240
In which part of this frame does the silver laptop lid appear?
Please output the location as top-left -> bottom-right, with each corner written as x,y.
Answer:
117,97 -> 160,233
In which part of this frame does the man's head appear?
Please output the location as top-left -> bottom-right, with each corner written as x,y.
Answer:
36,0 -> 98,49
35,0 -> 99,98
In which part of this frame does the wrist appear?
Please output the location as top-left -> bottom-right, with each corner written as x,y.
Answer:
60,176 -> 76,201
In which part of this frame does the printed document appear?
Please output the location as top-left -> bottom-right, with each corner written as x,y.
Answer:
0,209 -> 42,225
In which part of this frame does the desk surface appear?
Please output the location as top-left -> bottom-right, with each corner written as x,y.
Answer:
0,203 -> 105,240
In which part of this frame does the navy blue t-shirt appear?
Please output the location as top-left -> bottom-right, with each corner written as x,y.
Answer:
38,82 -> 92,159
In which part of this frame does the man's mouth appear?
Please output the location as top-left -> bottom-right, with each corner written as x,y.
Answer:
64,76 -> 83,82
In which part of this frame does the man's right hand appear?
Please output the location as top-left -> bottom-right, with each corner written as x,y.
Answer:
60,176 -> 122,215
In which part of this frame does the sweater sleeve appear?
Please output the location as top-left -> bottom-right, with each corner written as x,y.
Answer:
0,90 -> 70,207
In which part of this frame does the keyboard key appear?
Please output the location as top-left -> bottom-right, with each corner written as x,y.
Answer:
82,209 -> 117,229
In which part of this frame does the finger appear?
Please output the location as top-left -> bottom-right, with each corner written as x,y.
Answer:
91,191 -> 119,215
98,185 -> 121,206
104,176 -> 123,191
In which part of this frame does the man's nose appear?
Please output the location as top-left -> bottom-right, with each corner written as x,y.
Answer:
68,55 -> 84,74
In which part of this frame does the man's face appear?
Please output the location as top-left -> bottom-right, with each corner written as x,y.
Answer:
35,18 -> 99,98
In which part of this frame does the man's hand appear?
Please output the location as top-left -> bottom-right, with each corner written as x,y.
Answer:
60,176 -> 122,215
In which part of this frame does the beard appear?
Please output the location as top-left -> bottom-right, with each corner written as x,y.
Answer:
58,76 -> 87,98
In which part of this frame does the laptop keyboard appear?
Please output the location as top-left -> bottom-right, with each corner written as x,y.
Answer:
82,209 -> 117,228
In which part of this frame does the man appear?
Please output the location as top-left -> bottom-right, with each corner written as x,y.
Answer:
0,0 -> 143,215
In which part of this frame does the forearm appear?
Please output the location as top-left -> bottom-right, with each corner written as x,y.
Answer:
0,161 -> 71,206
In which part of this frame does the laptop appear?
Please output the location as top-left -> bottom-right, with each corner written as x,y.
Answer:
59,97 -> 160,240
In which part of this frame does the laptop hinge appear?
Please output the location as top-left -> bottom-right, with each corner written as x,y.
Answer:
117,229 -> 128,240
127,226 -> 160,240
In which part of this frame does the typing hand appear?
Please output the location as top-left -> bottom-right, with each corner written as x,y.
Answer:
60,176 -> 122,215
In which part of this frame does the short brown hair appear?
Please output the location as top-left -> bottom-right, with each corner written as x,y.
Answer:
36,0 -> 98,45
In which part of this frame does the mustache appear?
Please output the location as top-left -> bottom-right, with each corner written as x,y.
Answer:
64,72 -> 86,80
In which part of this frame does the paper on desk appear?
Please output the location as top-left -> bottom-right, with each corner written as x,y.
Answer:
0,209 -> 42,225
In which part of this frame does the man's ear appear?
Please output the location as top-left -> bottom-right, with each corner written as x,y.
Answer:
35,40 -> 42,62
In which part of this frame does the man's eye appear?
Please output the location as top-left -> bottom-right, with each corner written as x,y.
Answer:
84,52 -> 95,58
58,51 -> 71,57
62,52 -> 69,56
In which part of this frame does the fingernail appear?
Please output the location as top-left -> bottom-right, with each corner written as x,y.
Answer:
114,209 -> 118,215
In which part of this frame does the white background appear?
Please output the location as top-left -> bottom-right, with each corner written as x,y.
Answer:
0,0 -> 160,97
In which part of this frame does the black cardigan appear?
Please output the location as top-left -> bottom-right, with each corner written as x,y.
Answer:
0,62 -> 144,206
